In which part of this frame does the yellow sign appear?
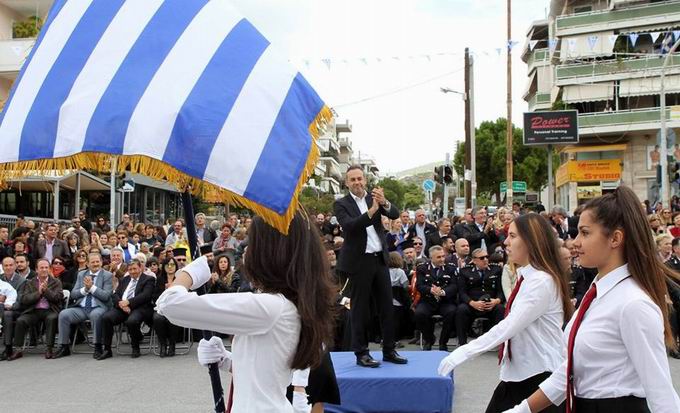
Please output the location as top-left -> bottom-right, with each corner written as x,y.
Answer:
555,159 -> 621,186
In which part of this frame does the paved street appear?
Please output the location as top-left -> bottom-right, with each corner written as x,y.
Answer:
3,341 -> 680,413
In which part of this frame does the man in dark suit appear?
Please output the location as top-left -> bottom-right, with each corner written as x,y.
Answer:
406,209 -> 436,250
551,205 -> 570,240
465,207 -> 498,252
334,165 -> 407,368
425,218 -> 454,256
0,257 -> 26,361
34,223 -> 67,263
98,258 -> 155,359
7,258 -> 63,360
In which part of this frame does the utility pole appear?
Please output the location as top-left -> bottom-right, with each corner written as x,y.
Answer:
464,47 -> 472,209
506,0 -> 514,207
443,152 -> 450,217
469,52 -> 477,206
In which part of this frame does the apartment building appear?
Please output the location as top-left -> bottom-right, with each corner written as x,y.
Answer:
309,118 -> 354,195
524,0 -> 680,211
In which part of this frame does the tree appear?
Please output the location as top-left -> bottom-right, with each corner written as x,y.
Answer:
299,187 -> 336,215
453,118 -> 553,203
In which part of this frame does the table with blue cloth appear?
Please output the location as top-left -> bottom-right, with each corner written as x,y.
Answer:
326,351 -> 454,413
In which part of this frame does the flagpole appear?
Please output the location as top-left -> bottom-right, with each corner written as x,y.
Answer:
110,156 -> 117,229
660,37 -> 680,209
181,190 -> 226,413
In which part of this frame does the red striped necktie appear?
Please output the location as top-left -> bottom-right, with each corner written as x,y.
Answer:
566,283 -> 597,413
498,275 -> 524,364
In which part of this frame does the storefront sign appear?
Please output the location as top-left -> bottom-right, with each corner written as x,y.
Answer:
523,110 -> 579,145
555,159 -> 622,186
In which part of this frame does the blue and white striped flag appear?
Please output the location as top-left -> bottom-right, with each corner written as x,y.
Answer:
0,0 -> 331,233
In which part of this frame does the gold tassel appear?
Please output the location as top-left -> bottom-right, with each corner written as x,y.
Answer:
0,105 -> 333,234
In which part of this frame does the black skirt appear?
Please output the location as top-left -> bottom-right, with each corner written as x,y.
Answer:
574,396 -> 649,413
485,372 -> 565,413
286,351 -> 341,405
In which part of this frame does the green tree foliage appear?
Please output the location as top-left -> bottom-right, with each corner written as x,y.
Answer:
377,178 -> 426,210
299,187 -> 337,215
453,118 -> 555,203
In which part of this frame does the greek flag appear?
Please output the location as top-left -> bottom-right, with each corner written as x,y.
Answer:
0,0 -> 330,232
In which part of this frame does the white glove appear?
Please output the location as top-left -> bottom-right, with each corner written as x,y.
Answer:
502,399 -> 531,413
180,256 -> 211,290
292,391 -> 311,413
292,368 -> 310,387
197,337 -> 231,371
437,350 -> 461,377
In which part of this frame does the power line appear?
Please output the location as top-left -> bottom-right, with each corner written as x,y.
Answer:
332,67 -> 465,109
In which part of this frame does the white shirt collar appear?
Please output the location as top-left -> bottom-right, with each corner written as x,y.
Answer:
594,263 -> 629,298
350,190 -> 367,202
517,263 -> 539,279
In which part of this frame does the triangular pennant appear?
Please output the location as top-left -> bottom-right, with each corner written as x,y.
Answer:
608,34 -> 618,46
567,38 -> 577,53
321,58 -> 331,70
495,48 -> 502,56
360,58 -> 368,65
425,55 -> 431,62
674,30 -> 680,42
651,32 -> 661,43
549,39 -> 558,52
529,40 -> 539,51
587,35 -> 599,50
507,40 -> 519,51
303,60 -> 310,68
629,33 -> 639,47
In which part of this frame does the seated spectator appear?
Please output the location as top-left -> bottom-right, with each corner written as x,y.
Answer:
53,253 -> 113,359
35,223 -> 67,263
195,213 -> 217,246
8,258 -> 63,360
51,257 -> 74,292
98,259 -> 154,360
411,236 -> 426,261
133,253 -> 157,279
94,216 -> 111,233
172,247 -> 189,269
208,255 -> 238,294
455,248 -> 504,345
386,220 -> 404,253
501,261 -> 518,302
106,247 -> 128,290
0,277 -> 17,337
14,253 -> 35,280
449,238 -> 471,268
65,232 -> 80,260
414,246 -> 458,351
0,257 -> 26,360
440,236 -> 455,260
164,220 -> 186,247
146,257 -> 160,277
116,230 -> 138,263
89,231 -> 110,258
425,218 -> 453,255
465,207 -> 498,252
388,252 -> 412,342
142,224 -> 163,248
401,240 -> 418,282
199,244 -> 215,268
153,257 -> 182,357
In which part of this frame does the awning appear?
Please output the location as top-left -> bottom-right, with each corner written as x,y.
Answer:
620,75 -> 680,97
619,24 -> 680,35
562,82 -> 614,103
560,31 -> 615,61
4,170 -> 110,191
523,71 -> 538,100
560,144 -> 628,153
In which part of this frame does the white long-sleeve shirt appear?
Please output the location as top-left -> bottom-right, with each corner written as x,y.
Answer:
539,264 -> 680,412
0,279 -> 17,309
444,264 -> 565,382
156,287 -> 301,413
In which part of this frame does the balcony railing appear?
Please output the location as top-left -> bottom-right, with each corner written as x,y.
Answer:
527,93 -> 552,110
0,38 -> 34,74
556,1 -> 680,35
556,54 -> 680,83
527,48 -> 549,73
578,106 -> 670,129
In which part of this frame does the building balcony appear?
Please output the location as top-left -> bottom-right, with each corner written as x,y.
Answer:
318,136 -> 340,156
339,136 -> 352,150
336,120 -> 352,133
0,0 -> 54,17
319,177 -> 341,194
527,92 -> 552,111
0,38 -> 33,75
556,0 -> 680,37
578,106 -> 680,135
320,156 -> 342,181
526,48 -> 550,74
556,54 -> 680,85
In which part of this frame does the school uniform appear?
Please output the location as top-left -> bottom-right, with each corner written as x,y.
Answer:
539,264 -> 680,413
440,264 -> 566,413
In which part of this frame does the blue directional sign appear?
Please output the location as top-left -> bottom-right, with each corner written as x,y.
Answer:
422,179 -> 436,192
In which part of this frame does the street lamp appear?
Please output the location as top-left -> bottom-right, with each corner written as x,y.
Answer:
441,85 -> 476,208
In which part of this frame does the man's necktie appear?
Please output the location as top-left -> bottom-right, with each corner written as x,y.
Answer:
498,275 -> 524,364
566,283 -> 597,413
85,274 -> 96,310
125,278 -> 138,300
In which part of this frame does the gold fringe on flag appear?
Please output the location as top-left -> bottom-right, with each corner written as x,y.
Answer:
0,105 -> 333,234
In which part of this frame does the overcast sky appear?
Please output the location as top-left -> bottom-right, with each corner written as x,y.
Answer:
230,0 -> 549,174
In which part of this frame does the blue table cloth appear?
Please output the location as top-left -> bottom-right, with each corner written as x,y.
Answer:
325,351 -> 454,413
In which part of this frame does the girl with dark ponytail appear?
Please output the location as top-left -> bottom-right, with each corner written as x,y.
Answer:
505,186 -> 680,413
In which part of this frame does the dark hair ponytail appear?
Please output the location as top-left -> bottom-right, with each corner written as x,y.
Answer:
514,213 -> 574,323
244,212 -> 336,369
584,186 -> 680,349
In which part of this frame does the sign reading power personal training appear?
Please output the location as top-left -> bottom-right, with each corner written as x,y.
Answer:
523,110 -> 579,145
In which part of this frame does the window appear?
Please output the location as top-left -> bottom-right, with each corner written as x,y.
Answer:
574,6 -> 592,14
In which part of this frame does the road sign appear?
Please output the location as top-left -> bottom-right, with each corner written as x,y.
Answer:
121,178 -> 135,192
422,179 -> 436,192
500,181 -> 527,193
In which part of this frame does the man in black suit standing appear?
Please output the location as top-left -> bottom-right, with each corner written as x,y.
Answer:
334,165 -> 407,368
465,207 -> 498,252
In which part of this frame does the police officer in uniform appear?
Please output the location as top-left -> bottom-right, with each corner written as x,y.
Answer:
456,248 -> 504,345
414,245 -> 458,351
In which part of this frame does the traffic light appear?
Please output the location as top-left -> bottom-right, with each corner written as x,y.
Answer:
444,165 -> 453,185
434,166 -> 444,184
